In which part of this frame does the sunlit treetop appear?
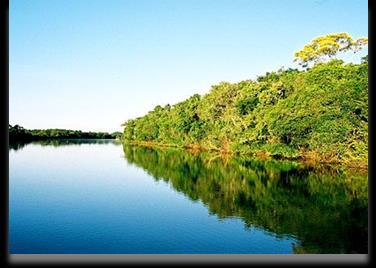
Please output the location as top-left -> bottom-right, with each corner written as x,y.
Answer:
294,33 -> 368,68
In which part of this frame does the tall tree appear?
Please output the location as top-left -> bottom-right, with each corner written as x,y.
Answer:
294,33 -> 368,68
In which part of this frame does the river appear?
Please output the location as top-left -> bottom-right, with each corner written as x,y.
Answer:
9,139 -> 368,253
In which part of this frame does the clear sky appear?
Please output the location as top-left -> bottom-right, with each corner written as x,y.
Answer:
10,0 -> 368,132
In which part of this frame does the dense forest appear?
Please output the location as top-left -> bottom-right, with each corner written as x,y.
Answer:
122,33 -> 368,166
9,124 -> 121,142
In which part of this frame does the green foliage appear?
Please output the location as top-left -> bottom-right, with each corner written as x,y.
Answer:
9,125 -> 117,142
122,58 -> 368,164
236,97 -> 259,115
9,124 -> 33,142
294,32 -> 368,67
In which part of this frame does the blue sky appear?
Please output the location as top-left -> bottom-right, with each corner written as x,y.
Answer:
10,0 -> 368,132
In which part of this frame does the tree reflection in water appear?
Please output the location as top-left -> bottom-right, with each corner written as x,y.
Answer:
122,144 -> 368,254
9,139 -> 119,151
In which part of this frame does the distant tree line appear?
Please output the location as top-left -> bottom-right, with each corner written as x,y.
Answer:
9,124 -> 122,142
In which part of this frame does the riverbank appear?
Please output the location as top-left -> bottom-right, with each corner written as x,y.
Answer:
124,140 -> 368,170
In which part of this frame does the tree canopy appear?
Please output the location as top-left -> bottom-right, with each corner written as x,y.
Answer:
122,56 -> 368,166
9,125 -> 119,142
294,33 -> 368,67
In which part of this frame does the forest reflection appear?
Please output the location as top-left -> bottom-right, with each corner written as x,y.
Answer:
9,139 -> 119,151
122,144 -> 368,254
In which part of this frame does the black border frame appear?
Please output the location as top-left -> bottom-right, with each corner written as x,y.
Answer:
1,0 -> 372,266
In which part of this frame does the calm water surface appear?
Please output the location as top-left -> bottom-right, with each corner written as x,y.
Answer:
9,140 -> 368,253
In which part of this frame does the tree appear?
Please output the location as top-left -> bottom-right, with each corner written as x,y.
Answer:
294,33 -> 368,68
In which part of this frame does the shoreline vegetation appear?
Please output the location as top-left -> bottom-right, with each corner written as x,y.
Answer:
121,34 -> 368,169
124,140 -> 367,170
9,124 -> 122,142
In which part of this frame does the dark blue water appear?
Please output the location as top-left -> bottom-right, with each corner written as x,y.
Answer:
9,140 -> 368,253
